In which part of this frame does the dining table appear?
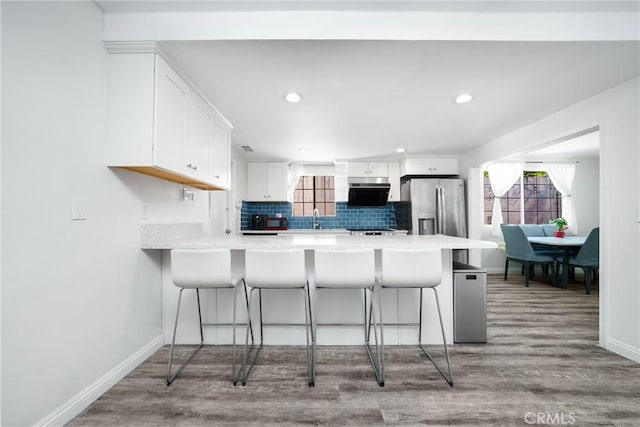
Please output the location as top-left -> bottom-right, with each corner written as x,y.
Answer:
527,236 -> 587,288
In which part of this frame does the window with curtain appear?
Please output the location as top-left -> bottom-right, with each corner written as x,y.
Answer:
484,171 -> 562,225
292,176 -> 336,216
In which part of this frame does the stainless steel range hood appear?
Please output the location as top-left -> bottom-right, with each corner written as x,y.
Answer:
347,177 -> 390,207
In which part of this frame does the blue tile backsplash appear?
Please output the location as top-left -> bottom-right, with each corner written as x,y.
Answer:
241,201 -> 397,230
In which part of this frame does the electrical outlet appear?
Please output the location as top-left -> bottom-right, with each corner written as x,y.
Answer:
181,187 -> 195,201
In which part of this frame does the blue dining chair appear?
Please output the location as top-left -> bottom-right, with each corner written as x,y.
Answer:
541,224 -> 557,237
519,224 -> 564,258
501,224 -> 557,287
569,227 -> 599,294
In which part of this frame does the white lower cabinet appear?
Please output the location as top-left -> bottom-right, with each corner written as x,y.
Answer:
247,162 -> 289,201
106,45 -> 232,191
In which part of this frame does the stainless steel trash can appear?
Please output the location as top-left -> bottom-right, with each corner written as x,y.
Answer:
453,261 -> 487,343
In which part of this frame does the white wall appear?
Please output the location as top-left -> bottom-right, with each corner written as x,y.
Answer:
232,149 -> 248,233
465,77 -> 640,362
1,2 -> 210,425
103,8 -> 639,42
0,2 -> 3,421
573,157 -> 600,234
210,149 -> 247,234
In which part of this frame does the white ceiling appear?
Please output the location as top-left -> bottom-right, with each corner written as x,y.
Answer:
512,130 -> 600,161
161,40 -> 638,161
96,1 -> 640,14
96,1 -> 639,162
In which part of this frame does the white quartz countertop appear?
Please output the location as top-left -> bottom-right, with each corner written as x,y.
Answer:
240,229 -> 351,235
141,233 -> 497,250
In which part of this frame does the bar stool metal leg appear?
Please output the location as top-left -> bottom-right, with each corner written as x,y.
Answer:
363,286 -> 384,386
307,282 -> 315,385
234,279 -> 255,386
417,287 -> 454,387
241,288 -> 263,386
241,286 -> 314,386
312,287 -> 318,382
377,286 -> 385,385
232,283 -> 238,385
167,288 -> 204,386
304,282 -> 315,386
244,280 -> 254,344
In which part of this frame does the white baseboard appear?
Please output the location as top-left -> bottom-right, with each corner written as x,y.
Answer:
34,335 -> 164,427
607,338 -> 640,363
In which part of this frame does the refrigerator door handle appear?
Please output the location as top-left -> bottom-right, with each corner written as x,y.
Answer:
439,185 -> 446,234
435,186 -> 444,234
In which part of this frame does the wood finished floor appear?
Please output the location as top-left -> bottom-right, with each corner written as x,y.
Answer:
70,275 -> 640,426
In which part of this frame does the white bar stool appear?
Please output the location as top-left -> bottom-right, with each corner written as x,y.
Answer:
313,248 -> 383,386
167,248 -> 251,386
241,249 -> 314,387
377,248 -> 453,386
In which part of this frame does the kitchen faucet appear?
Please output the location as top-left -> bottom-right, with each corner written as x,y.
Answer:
312,208 -> 321,229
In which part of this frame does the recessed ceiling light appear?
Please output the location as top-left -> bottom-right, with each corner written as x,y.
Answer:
297,147 -> 310,153
455,93 -> 473,104
396,148 -> 406,153
284,92 -> 303,103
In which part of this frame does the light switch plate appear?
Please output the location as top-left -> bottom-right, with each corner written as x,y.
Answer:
71,197 -> 87,220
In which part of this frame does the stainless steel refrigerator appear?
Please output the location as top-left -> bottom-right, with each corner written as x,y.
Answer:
399,178 -> 468,262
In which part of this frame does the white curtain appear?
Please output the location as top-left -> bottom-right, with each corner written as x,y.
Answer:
288,163 -> 336,192
288,163 -> 303,192
487,162 -> 525,236
545,162 -> 577,234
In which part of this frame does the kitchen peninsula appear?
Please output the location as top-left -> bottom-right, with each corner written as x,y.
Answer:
143,228 -> 495,347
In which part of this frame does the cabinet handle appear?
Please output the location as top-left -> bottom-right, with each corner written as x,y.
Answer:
193,165 -> 198,171
187,163 -> 193,169
215,175 -> 220,179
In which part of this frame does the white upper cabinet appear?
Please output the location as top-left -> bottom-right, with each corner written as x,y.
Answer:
186,90 -> 214,183
387,161 -> 401,202
400,157 -> 459,176
266,162 -> 289,201
212,115 -> 232,190
348,161 -> 389,177
247,162 -> 266,201
154,57 -> 190,175
106,46 -> 232,191
247,162 -> 289,202
334,162 -> 348,202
